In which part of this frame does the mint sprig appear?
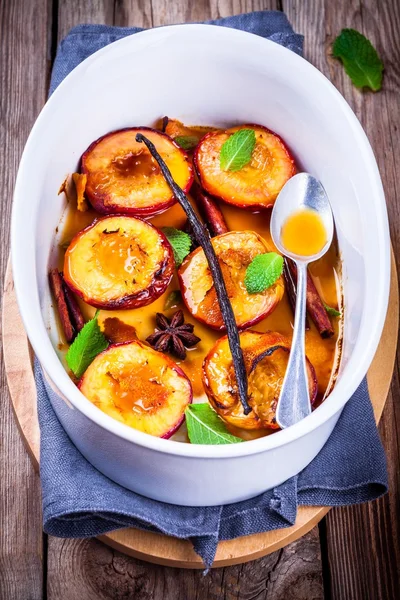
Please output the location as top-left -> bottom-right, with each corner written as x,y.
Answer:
185,404 -> 243,445
332,29 -> 383,91
174,135 -> 200,151
66,311 -> 109,378
164,289 -> 182,310
220,129 -> 256,172
162,227 -> 192,267
244,252 -> 283,294
324,304 -> 341,317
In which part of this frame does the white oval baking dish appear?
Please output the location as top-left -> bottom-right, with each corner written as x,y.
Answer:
11,24 -> 390,506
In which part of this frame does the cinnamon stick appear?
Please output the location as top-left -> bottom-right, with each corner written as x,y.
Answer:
191,182 -> 229,236
161,115 -> 169,132
49,269 -> 75,343
287,259 -> 334,338
61,275 -> 85,333
283,259 -> 310,330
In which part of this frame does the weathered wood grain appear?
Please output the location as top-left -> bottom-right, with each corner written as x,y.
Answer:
114,0 -> 153,27
150,0 -> 279,26
0,0 -> 50,598
57,0 -> 115,41
284,1 -> 400,598
47,529 -> 323,600
207,0 -> 279,19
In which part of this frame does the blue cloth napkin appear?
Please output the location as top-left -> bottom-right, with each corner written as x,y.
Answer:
38,12 -> 388,570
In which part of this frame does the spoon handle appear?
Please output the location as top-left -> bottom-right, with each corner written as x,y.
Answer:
276,261 -> 311,428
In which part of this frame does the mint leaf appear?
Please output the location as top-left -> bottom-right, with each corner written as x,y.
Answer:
66,311 -> 109,378
162,227 -> 192,267
244,252 -> 283,294
174,135 -> 200,151
220,129 -> 256,172
164,289 -> 182,310
185,404 -> 243,445
332,29 -> 383,91
324,304 -> 341,317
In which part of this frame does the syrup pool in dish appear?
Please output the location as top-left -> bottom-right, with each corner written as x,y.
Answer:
51,118 -> 343,443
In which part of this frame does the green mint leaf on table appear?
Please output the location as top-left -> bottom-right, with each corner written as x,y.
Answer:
185,404 -> 243,445
332,29 -> 383,91
164,289 -> 182,310
220,129 -> 256,172
162,227 -> 192,267
66,311 -> 109,378
324,304 -> 341,317
244,252 -> 284,294
174,135 -> 200,151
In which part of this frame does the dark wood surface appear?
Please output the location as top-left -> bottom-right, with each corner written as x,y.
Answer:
0,0 -> 398,598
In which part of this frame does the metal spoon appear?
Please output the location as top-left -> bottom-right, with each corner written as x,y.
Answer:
270,173 -> 334,428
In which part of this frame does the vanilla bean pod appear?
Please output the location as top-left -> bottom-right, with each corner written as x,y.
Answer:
136,133 -> 250,414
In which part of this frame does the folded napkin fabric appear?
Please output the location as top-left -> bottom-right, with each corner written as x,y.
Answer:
38,11 -> 388,570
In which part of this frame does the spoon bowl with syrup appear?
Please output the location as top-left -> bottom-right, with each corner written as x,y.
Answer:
270,173 -> 334,429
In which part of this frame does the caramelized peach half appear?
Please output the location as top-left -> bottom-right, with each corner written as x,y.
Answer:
178,231 -> 284,330
194,124 -> 296,209
64,216 -> 174,309
79,341 -> 192,438
81,127 -> 193,216
203,331 -> 317,430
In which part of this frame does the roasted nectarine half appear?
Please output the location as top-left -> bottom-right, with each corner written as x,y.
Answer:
81,127 -> 193,216
194,124 -> 296,209
64,216 -> 174,309
203,331 -> 317,431
79,340 -> 192,438
178,231 -> 284,330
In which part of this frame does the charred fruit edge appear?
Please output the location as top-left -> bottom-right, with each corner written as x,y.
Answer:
78,339 -> 193,439
201,330 -> 318,428
193,123 -> 296,210
177,231 -> 283,331
81,126 -> 194,216
63,215 -> 175,310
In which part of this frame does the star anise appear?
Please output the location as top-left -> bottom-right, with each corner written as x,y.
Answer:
146,310 -> 201,360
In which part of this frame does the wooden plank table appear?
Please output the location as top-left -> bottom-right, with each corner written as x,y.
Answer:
0,1 -> 398,598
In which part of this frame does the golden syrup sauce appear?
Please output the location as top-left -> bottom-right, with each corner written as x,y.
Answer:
281,208 -> 327,256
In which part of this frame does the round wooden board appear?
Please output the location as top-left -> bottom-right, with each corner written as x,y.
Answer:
2,253 -> 398,568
